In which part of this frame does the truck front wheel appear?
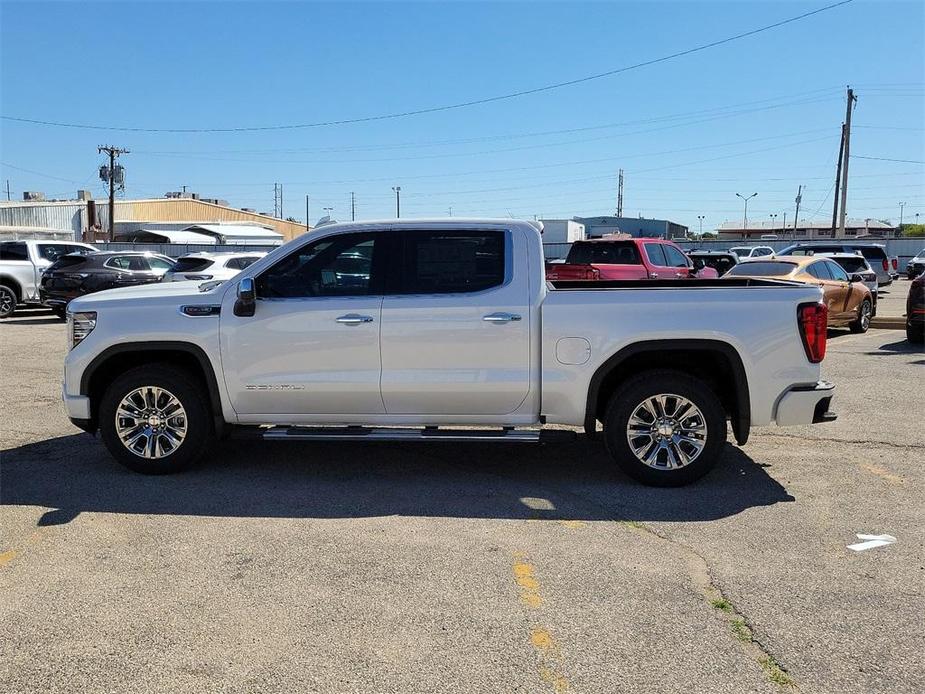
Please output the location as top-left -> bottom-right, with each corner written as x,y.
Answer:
98,364 -> 213,474
603,370 -> 727,487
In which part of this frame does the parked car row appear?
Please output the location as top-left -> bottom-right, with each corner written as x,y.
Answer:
0,242 -> 265,318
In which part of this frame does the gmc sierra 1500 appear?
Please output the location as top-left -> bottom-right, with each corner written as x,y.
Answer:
62,219 -> 836,486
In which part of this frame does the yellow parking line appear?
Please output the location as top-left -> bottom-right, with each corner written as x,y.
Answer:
861,463 -> 904,484
0,549 -> 18,567
512,555 -> 571,693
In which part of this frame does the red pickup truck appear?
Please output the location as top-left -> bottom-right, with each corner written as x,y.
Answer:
546,237 -> 719,281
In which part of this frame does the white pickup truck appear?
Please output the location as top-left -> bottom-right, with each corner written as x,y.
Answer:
0,240 -> 97,318
62,219 -> 836,486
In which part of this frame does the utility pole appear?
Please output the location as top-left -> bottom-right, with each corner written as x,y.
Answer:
5,179 -> 10,201
448,206 -> 453,217
736,192 -> 757,238
898,201 -> 906,234
273,183 -> 283,218
793,185 -> 802,237
351,192 -> 356,221
836,86 -> 857,238
98,145 -> 128,241
392,186 -> 401,218
831,125 -> 845,234
616,169 -> 624,217
305,194 -> 310,231
782,212 -> 787,234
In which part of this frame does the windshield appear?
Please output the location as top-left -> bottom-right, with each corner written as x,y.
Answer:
37,244 -> 94,262
566,241 -> 640,265
725,261 -> 796,277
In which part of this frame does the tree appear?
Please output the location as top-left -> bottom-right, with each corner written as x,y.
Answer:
900,223 -> 925,237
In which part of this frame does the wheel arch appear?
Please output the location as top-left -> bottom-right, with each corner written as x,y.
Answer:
80,342 -> 224,433
584,339 -> 751,445
0,274 -> 23,301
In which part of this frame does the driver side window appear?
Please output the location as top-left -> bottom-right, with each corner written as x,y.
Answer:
257,233 -> 379,298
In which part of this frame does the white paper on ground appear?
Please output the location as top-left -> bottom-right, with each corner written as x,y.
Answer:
847,534 -> 897,552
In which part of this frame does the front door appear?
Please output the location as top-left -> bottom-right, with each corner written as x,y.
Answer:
220,232 -> 386,416
642,242 -> 673,279
379,228 -> 531,415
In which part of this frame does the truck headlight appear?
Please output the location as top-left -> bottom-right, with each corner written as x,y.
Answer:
68,311 -> 97,350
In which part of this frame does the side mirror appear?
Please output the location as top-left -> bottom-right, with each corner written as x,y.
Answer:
234,277 -> 256,317
848,273 -> 865,284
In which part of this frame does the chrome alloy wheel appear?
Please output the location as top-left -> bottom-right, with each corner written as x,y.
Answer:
625,394 -> 707,470
860,300 -> 872,331
115,386 -> 188,459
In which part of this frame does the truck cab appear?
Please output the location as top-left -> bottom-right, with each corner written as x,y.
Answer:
546,237 -> 717,281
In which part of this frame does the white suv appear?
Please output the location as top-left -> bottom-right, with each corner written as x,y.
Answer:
163,252 -> 266,283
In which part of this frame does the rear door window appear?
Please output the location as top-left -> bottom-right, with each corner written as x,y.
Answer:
807,262 -> 832,280
662,245 -> 689,268
834,257 -> 867,274
856,247 -> 886,262
643,243 -> 667,266
396,230 -> 505,294
0,242 -> 28,261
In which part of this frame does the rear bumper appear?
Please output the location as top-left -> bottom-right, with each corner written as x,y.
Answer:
775,381 -> 836,426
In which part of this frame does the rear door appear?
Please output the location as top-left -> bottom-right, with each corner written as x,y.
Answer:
379,228 -> 531,415
662,243 -> 696,278
642,242 -> 672,279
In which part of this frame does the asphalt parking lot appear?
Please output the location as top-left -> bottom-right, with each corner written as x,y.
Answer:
1,312 -> 922,694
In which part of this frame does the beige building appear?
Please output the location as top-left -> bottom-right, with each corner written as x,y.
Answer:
0,194 -> 309,242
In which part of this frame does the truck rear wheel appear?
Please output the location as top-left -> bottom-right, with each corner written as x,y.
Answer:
98,364 -> 213,474
603,370 -> 726,486
0,284 -> 16,319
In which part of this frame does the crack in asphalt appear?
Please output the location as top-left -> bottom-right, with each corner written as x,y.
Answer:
752,431 -> 923,451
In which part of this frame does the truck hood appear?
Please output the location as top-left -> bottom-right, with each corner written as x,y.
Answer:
69,280 -> 227,310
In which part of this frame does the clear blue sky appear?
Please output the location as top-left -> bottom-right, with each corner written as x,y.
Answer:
1,0 -> 923,231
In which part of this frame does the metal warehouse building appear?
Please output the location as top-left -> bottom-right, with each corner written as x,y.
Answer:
574,215 -> 689,239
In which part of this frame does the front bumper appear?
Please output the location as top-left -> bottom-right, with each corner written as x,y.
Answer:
62,383 -> 92,419
775,381 -> 836,426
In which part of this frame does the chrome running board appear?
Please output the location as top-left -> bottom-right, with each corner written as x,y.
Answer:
262,427 -> 575,443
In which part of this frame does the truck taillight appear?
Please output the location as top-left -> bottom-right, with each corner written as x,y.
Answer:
882,258 -> 889,272
798,302 -> 827,363
891,258 -> 898,270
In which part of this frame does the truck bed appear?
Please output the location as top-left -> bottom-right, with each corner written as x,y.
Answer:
548,277 -> 801,290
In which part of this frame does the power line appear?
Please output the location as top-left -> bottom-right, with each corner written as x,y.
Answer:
0,1 -> 856,133
852,155 -> 925,164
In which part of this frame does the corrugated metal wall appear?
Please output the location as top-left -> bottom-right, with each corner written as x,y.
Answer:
0,203 -> 83,237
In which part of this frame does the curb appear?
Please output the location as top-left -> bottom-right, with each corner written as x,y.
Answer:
870,317 -> 906,329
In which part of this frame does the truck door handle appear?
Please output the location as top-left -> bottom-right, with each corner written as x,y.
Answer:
483,312 -> 521,322
649,273 -> 659,279
336,314 -> 374,325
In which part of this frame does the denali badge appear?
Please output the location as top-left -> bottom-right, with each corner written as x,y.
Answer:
245,384 -> 305,391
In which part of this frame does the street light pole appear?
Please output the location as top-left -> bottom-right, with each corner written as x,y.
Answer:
736,193 -> 758,239
392,186 -> 401,218
898,201 -> 905,234
697,215 -> 705,235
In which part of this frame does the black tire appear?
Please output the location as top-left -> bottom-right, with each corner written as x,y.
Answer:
849,298 -> 872,334
0,284 -> 16,319
98,364 -> 214,474
907,323 -> 925,344
603,370 -> 727,487
52,307 -> 67,320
